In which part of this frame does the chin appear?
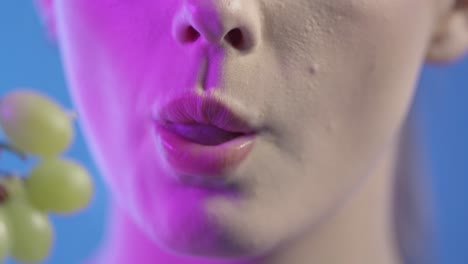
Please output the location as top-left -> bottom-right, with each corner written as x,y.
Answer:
145,218 -> 259,260
136,202 -> 264,260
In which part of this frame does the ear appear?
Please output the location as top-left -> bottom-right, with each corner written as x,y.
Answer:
426,0 -> 468,64
34,0 -> 57,41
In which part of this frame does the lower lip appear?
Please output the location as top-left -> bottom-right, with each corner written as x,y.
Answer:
153,124 -> 256,180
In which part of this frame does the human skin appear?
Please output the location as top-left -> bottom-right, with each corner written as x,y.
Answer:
35,0 -> 468,263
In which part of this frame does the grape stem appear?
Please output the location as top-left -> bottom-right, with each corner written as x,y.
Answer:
0,141 -> 27,161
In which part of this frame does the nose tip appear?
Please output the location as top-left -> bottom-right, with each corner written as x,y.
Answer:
172,0 -> 258,52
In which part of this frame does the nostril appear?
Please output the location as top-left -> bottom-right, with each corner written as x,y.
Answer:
224,28 -> 244,49
181,26 -> 200,43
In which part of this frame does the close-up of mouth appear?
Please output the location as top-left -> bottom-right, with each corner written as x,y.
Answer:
160,122 -> 247,146
154,93 -> 257,136
152,94 -> 258,183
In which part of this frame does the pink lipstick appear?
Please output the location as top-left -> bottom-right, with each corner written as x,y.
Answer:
152,94 -> 257,183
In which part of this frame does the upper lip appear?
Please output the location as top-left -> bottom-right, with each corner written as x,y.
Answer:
153,93 -> 257,134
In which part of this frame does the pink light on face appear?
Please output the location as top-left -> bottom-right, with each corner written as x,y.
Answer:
54,0 -> 264,262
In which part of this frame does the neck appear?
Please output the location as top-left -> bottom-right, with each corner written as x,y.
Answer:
90,138 -> 403,264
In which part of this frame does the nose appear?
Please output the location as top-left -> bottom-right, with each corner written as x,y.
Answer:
172,0 -> 260,52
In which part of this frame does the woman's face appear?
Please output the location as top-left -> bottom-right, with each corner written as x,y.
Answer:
52,0 -> 441,259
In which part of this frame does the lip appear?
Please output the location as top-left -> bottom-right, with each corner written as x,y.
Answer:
152,94 -> 257,181
154,124 -> 255,180
153,93 -> 256,134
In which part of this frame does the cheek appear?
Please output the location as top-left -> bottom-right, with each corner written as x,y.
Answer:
244,0 -> 435,236
310,1 -> 434,177
54,2 -> 150,196
334,1 -> 433,129
263,0 -> 434,156
56,1 -> 202,218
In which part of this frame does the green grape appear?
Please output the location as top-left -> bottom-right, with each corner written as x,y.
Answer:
0,89 -> 74,157
4,200 -> 53,263
0,208 -> 11,262
25,157 -> 93,213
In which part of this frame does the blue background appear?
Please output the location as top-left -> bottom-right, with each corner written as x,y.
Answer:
1,1 -> 467,264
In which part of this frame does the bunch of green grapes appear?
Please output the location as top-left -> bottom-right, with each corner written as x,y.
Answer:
0,89 -> 93,263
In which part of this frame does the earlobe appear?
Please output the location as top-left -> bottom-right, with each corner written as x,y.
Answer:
34,0 -> 57,41
426,1 -> 468,64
